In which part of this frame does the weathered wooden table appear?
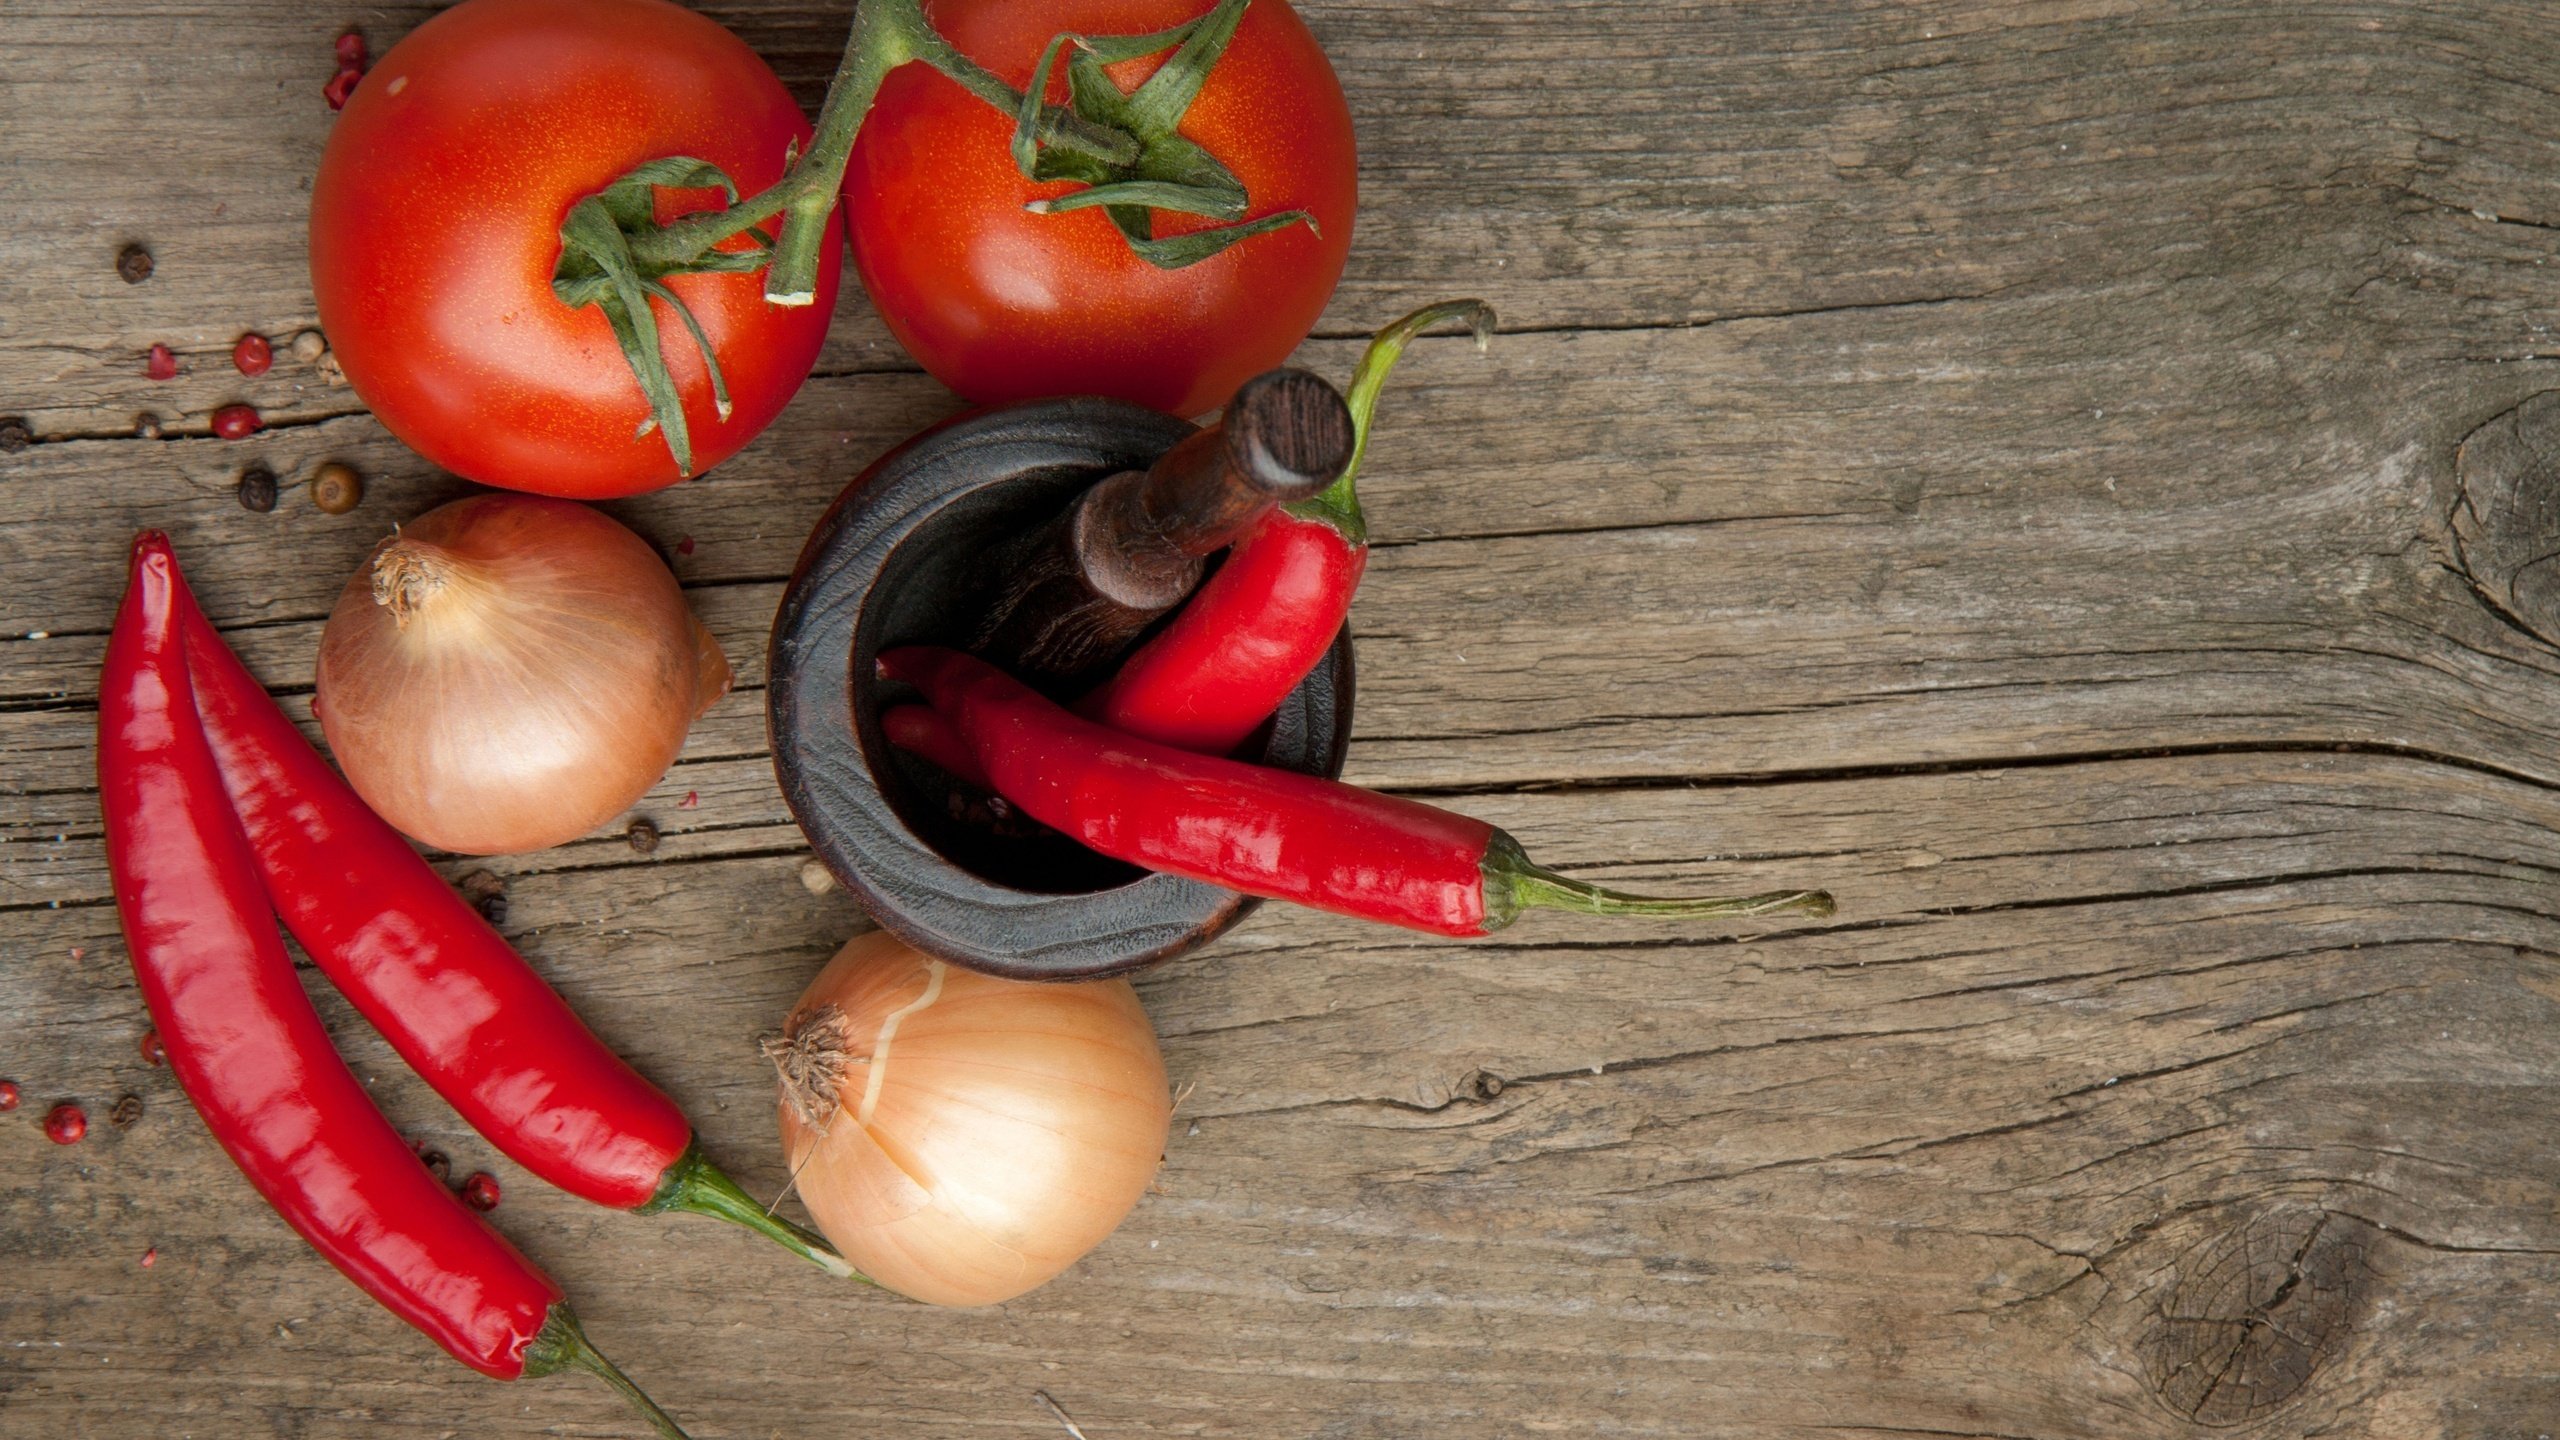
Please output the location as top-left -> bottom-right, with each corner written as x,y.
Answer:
11,1 -> 2560,1435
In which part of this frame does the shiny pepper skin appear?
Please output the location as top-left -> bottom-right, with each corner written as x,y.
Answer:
44,1103 -> 86,1145
233,334 -> 273,377
211,404 -> 262,440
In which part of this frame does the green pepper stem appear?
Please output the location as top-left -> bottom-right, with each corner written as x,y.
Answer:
628,0 -> 1140,303
642,1142 -> 863,1281
1479,829 -> 1835,931
1292,299 -> 1497,540
523,1307 -> 694,1440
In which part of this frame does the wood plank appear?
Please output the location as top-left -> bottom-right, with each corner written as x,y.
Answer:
10,763 -> 2560,1435
14,0 -> 2560,1437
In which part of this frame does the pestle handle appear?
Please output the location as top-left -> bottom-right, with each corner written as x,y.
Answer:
967,369 -> 1353,683
1070,369 -> 1354,610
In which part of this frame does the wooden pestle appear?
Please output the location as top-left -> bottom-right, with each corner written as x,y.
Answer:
967,368 -> 1354,685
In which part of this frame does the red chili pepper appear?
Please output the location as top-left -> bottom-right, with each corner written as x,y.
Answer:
1082,301 -> 1494,753
883,304 -> 1492,785
99,536 -> 691,1435
881,701 -> 991,790
880,646 -> 1835,936
172,571 -> 848,1276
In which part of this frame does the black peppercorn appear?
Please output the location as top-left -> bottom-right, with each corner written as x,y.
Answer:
236,463 -> 279,513
116,244 -> 154,284
0,418 -> 31,453
626,818 -> 660,855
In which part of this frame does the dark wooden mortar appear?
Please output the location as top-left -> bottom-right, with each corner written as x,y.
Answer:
769,397 -> 1355,981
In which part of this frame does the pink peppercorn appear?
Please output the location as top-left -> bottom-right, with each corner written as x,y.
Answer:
233,334 -> 272,377
324,68 -> 362,111
146,345 -> 177,381
43,1103 -> 86,1145
335,31 -> 367,68
0,1080 -> 18,1112
461,1172 -> 501,1212
140,1247 -> 158,1268
139,1030 -> 164,1068
211,404 -> 262,440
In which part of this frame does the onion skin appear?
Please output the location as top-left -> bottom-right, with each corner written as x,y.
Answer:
772,931 -> 1171,1307
315,494 -> 729,855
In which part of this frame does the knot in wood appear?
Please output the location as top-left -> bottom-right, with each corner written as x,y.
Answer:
2453,391 -> 2560,648
2138,1205 -> 2373,1428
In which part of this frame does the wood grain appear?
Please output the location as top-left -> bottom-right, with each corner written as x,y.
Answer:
12,1 -> 2560,1437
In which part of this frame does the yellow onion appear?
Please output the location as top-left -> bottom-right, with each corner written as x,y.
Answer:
314,494 -> 729,855
766,931 -> 1171,1306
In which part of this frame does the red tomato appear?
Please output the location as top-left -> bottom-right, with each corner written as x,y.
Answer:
844,0 -> 1356,418
311,0 -> 839,498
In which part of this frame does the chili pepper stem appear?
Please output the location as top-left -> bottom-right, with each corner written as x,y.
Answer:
1291,299 -> 1498,541
1480,830 -> 1835,932
642,1142 -> 864,1281
628,0 -> 1137,303
525,1307 -> 694,1440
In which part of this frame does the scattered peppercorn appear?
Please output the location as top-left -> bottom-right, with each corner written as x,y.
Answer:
0,418 -> 31,454
43,1103 -> 86,1145
416,1147 -> 452,1186
0,1080 -> 19,1112
679,790 -> 700,809
146,344 -> 178,381
289,330 -> 327,364
140,1246 -> 158,1268
461,1173 -> 501,1212
458,870 -> 508,927
309,461 -> 363,514
323,68 -> 362,111
236,464 -> 279,513
798,859 -> 836,895
316,351 -> 349,387
625,818 -> 660,855
140,1030 -> 164,1067
134,413 -> 163,440
675,535 -> 696,556
233,333 -> 273,377
110,1094 -> 144,1130
117,244 -> 155,285
335,30 -> 367,68
212,403 -> 263,440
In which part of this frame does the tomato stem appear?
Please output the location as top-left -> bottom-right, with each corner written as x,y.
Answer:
632,0 -> 1140,304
